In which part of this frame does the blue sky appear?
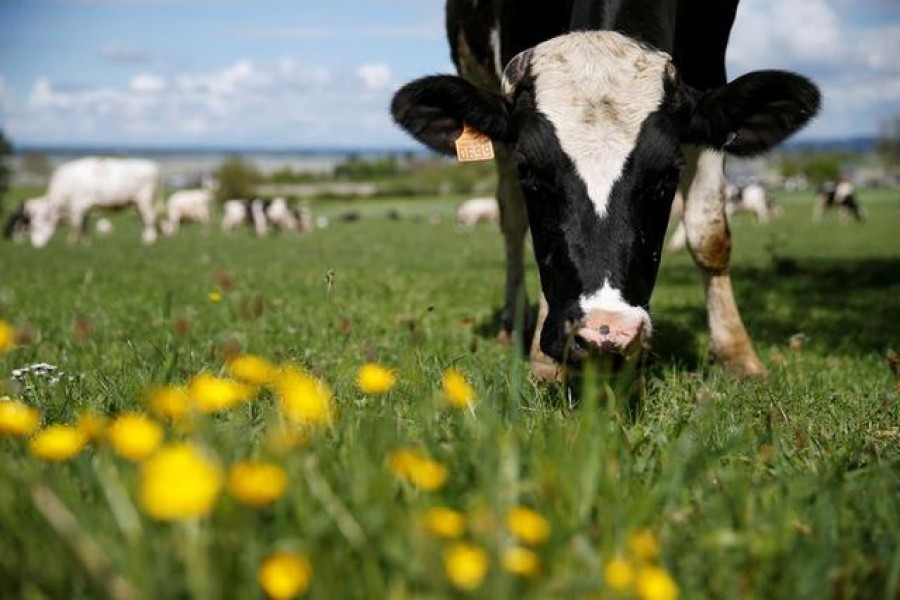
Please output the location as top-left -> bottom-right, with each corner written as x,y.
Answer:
0,0 -> 898,149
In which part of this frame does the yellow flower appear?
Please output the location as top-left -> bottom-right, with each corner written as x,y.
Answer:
227,354 -> 278,386
227,460 -> 288,507
0,320 -> 14,352
75,412 -> 106,443
275,367 -> 333,427
506,507 -> 551,545
356,363 -> 397,395
628,529 -> 661,562
635,566 -> 679,600
108,413 -> 164,461
140,443 -> 222,521
442,368 -> 475,408
388,448 -> 448,491
29,425 -> 87,462
604,556 -> 635,591
443,542 -> 489,591
208,291 -> 222,303
502,546 -> 541,578
258,551 -> 313,600
424,507 -> 466,539
189,373 -> 254,413
147,385 -> 191,421
0,398 -> 40,437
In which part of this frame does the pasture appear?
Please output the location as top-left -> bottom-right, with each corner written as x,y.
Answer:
1,188 -> 898,599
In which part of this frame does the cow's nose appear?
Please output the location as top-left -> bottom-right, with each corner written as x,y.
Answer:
575,310 -> 646,356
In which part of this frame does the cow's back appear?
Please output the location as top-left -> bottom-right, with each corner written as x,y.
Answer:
447,0 -> 738,92
48,157 -> 160,208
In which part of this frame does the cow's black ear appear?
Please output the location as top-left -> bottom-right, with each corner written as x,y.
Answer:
391,75 -> 513,155
681,71 -> 821,157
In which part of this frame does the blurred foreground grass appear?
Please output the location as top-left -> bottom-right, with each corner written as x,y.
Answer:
1,189 -> 898,599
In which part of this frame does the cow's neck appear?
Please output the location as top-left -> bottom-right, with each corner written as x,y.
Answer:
568,0 -> 678,52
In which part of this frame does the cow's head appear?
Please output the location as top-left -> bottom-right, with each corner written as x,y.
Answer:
391,31 -> 819,367
26,197 -> 59,248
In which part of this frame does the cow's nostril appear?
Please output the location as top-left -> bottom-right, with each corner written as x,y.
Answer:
598,324 -> 610,335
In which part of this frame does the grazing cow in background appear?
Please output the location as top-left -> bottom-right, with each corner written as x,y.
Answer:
457,197 -> 500,228
162,188 -> 214,236
391,0 -> 819,380
23,157 -> 160,247
726,183 -> 776,224
221,198 -> 306,236
814,179 -> 864,222
667,182 -> 776,253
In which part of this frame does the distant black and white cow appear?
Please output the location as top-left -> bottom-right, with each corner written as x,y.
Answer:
814,179 -> 864,222
391,0 -> 819,379
15,157 -> 161,247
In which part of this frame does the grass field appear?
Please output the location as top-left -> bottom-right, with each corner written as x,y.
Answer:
1,188 -> 899,599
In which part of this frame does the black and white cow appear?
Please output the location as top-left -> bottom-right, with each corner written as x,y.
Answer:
391,0 -> 820,378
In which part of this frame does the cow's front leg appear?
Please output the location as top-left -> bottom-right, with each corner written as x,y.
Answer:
529,293 -> 563,382
494,144 -> 528,346
682,148 -> 765,376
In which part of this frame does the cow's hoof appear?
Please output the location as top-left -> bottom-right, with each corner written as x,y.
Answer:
529,359 -> 562,384
715,352 -> 767,378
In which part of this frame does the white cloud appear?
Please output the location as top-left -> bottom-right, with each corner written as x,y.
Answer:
357,64 -> 392,91
8,57 -> 406,146
130,74 -> 166,93
728,0 -> 900,139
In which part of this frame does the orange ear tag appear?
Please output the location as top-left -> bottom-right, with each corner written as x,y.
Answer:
455,124 -> 495,163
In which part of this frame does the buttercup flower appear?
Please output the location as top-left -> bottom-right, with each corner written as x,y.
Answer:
189,373 -> 254,413
356,363 -> 397,395
389,448 -> 448,491
628,529 -> 661,562
507,507 -> 551,545
208,291 -> 222,303
29,425 -> 87,462
604,556 -> 635,591
0,320 -> 13,352
147,385 -> 191,422
443,542 -> 489,591
424,507 -> 466,539
258,551 -> 313,600
140,443 -> 222,521
275,367 -> 333,427
635,565 -> 678,600
442,368 -> 475,408
502,546 -> 541,578
0,398 -> 40,437
108,413 -> 164,461
75,411 -> 106,443
227,354 -> 278,386
227,460 -> 288,507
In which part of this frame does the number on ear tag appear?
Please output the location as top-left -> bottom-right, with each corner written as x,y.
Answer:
455,124 -> 495,163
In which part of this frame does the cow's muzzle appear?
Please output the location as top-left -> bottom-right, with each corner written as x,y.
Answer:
568,309 -> 647,364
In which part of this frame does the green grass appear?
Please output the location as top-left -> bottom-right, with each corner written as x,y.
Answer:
1,188 -> 899,599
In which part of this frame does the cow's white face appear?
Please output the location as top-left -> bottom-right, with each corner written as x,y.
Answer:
501,32 -> 679,363
391,29 -> 820,367
25,197 -> 57,248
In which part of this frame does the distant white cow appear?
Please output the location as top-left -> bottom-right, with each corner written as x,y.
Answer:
667,183 -> 777,253
25,157 -> 160,247
162,189 -> 213,236
725,183 -> 774,224
456,197 -> 500,229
